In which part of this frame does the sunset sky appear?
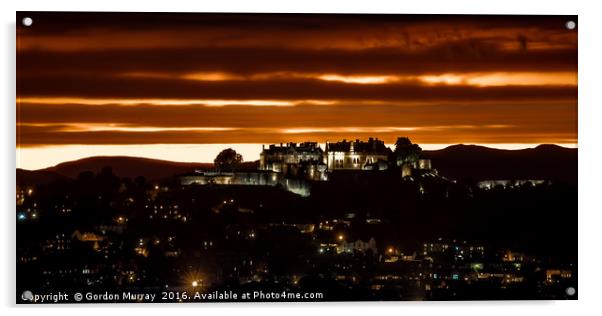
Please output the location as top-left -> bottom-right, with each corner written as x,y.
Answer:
16,13 -> 578,170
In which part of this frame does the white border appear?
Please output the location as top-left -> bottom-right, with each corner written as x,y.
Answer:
2,1 -> 601,315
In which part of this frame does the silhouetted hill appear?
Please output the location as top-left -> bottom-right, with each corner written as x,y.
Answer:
423,144 -> 577,183
24,156 -> 259,180
16,169 -> 67,186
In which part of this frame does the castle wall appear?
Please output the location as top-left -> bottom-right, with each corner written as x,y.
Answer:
179,172 -> 311,196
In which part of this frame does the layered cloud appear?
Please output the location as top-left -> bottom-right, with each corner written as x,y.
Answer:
16,12 -> 578,167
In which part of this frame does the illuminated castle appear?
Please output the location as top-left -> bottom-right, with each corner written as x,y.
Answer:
325,138 -> 391,171
181,137 -> 434,197
259,137 -> 433,180
259,142 -> 327,180
259,138 -> 393,180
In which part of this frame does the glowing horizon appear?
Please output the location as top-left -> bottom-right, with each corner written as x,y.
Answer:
16,143 -> 578,171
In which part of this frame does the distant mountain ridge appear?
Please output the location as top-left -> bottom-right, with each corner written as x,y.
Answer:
18,156 -> 257,182
16,144 -> 577,184
422,144 -> 577,183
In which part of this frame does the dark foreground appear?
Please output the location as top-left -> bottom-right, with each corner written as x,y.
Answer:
17,167 -> 577,303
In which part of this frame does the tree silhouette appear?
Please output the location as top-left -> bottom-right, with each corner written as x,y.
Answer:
394,137 -> 422,166
214,148 -> 243,171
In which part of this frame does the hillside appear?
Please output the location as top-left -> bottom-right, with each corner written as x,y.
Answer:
18,156 -> 258,181
422,144 -> 577,183
16,169 -> 67,186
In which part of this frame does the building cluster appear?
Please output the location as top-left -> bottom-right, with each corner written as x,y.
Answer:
17,169 -> 576,301
180,137 -> 434,196
259,142 -> 327,180
21,207 -> 574,300
259,138 -> 433,181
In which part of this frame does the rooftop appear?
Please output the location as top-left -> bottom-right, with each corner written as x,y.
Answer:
326,138 -> 390,154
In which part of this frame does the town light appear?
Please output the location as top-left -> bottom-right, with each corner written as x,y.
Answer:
337,234 -> 344,241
